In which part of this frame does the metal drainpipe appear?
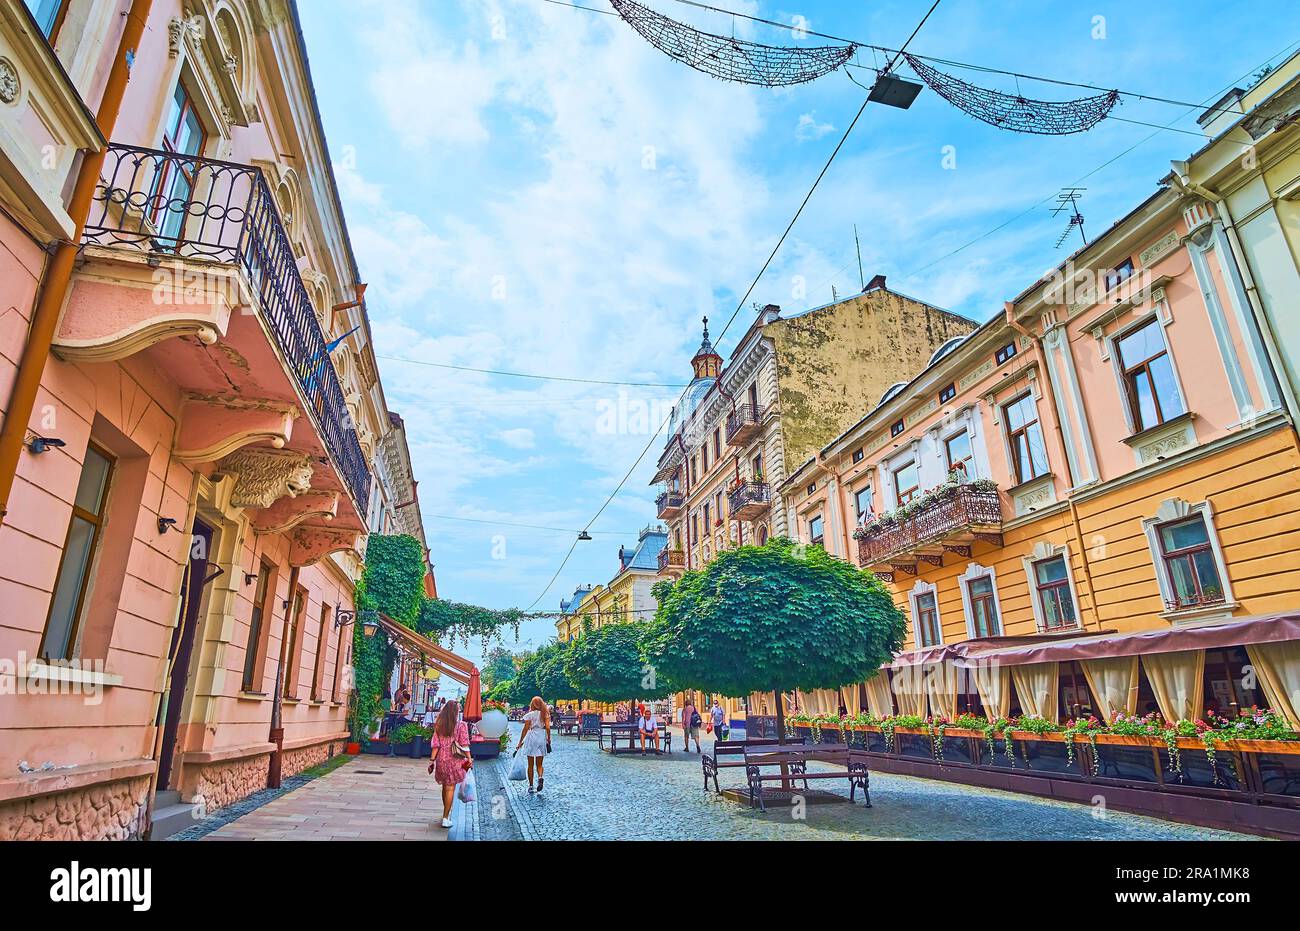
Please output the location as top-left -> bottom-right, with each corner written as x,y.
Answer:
0,0 -> 155,527
674,432 -> 692,570
1004,304 -> 1102,631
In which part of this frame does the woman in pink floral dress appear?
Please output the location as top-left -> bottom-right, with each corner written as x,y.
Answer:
429,700 -> 471,828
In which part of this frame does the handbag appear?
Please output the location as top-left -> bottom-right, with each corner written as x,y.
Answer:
508,748 -> 528,781
458,769 -> 476,803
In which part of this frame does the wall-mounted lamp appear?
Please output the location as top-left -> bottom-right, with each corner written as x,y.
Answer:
335,607 -> 356,629
244,572 -> 258,585
361,613 -> 381,639
157,517 -> 179,535
26,436 -> 66,455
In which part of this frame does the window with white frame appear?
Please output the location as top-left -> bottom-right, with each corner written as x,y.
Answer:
853,484 -> 873,519
1142,499 -> 1234,615
1003,392 -> 1050,485
1116,316 -> 1185,433
962,571 -> 1001,638
1032,556 -> 1076,630
945,429 -> 975,478
808,514 -> 824,543
892,459 -> 919,507
910,584 -> 942,648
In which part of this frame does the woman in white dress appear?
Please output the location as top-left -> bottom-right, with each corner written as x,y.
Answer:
516,695 -> 552,794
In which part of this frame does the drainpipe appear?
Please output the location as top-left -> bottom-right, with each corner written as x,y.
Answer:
1004,303 -> 1102,631
0,0 -> 155,527
673,433 -> 692,570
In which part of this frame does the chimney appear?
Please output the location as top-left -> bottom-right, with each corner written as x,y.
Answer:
864,274 -> 887,293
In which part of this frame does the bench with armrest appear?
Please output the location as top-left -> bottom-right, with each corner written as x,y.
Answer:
599,721 -> 672,754
556,716 -> 580,737
742,744 -> 872,812
701,737 -> 807,794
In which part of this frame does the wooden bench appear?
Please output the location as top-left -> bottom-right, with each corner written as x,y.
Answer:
742,744 -> 872,811
578,714 -> 603,740
599,721 -> 672,755
556,716 -> 580,737
702,737 -> 805,794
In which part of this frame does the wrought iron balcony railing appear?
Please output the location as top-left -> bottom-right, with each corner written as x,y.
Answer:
82,144 -> 371,511
856,485 -> 1003,568
725,403 -> 763,446
656,489 -> 685,518
727,480 -> 771,520
657,548 -> 685,572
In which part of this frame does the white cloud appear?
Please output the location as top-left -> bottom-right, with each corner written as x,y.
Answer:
796,111 -> 835,141
498,427 -> 536,449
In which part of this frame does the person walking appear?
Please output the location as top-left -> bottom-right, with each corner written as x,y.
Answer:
429,700 -> 471,829
681,699 -> 701,753
516,695 -> 551,794
710,700 -> 726,743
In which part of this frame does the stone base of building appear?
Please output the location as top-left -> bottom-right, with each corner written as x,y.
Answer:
180,733 -> 348,813
0,760 -> 155,841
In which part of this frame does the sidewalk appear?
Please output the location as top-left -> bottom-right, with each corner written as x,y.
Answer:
193,755 -> 469,841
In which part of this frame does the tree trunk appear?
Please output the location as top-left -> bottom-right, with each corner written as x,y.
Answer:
774,689 -> 785,745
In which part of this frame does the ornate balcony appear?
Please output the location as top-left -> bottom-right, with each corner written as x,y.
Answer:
66,144 -> 371,514
727,481 -> 771,521
725,403 -> 764,447
657,548 -> 685,575
856,483 -> 1003,582
656,489 -> 685,519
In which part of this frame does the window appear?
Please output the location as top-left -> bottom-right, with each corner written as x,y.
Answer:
1033,556 -> 1076,630
1104,257 -> 1135,292
939,383 -> 956,404
1059,661 -> 1095,720
701,443 -> 709,473
1158,516 -> 1225,610
892,460 -> 919,506
890,419 -> 905,437
808,514 -> 824,543
1203,646 -> 1263,716
1003,393 -> 1049,484
714,491 -> 723,525
1117,318 -> 1184,432
965,576 -> 1000,638
806,482 -> 817,496
703,502 -> 710,529
854,485 -> 873,518
713,428 -> 721,460
24,0 -> 69,40
692,513 -> 699,541
241,561 -> 274,691
41,445 -> 115,660
311,604 -> 332,700
851,447 -> 864,464
752,452 -> 763,481
945,430 -> 974,477
995,341 -> 1018,365
284,588 -> 306,698
914,592 -> 941,647
748,383 -> 759,411
154,83 -> 208,244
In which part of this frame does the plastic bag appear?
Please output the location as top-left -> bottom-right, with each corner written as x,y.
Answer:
508,749 -> 528,781
458,769 -> 476,803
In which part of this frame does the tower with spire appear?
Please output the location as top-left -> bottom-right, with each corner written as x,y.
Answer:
690,316 -> 722,380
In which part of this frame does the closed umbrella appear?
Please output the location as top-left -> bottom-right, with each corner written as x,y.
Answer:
463,667 -> 482,723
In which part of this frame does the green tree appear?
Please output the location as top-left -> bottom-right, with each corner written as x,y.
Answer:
642,538 -> 904,741
482,645 -> 516,690
564,623 -> 671,705
536,640 -> 581,702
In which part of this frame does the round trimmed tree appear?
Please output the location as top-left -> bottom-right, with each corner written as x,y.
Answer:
563,622 -> 672,706
641,538 -> 905,740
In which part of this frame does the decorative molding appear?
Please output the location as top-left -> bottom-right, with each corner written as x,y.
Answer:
251,492 -> 339,535
0,57 -> 18,104
1140,499 -> 1238,620
213,449 -> 314,510
1139,229 -> 1180,267
1011,475 -> 1056,517
1128,414 -> 1197,466
174,396 -> 299,463
168,16 -> 204,58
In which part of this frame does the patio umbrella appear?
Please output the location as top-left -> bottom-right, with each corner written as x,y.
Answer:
463,667 -> 483,723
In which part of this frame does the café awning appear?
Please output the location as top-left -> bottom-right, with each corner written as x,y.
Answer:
377,613 -> 477,685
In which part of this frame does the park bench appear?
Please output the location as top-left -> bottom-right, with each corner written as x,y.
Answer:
702,737 -> 806,794
742,744 -> 872,812
556,715 -> 579,737
578,714 -> 603,740
599,721 -> 672,755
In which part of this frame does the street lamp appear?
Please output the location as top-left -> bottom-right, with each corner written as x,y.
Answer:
361,612 -> 381,639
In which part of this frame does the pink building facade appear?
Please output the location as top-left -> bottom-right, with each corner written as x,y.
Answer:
0,0 -> 409,838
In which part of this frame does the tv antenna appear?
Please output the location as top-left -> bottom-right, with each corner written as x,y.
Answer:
1052,187 -> 1087,249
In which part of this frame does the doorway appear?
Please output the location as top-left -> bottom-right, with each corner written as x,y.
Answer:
156,518 -> 218,791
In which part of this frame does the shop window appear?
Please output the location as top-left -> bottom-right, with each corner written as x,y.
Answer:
1058,661 -> 1096,721
1203,646 -> 1264,717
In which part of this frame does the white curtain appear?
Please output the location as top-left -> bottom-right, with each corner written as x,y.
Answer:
1011,662 -> 1060,724
840,684 -> 862,715
1080,656 -> 1139,722
971,662 -> 1011,720
925,662 -> 959,721
1245,641 -> 1300,729
864,674 -> 894,718
892,665 -> 929,717
1141,650 -> 1205,723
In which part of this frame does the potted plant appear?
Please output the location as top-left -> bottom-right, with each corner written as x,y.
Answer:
389,722 -> 429,758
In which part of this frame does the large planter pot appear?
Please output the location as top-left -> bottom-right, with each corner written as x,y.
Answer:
345,742 -> 361,755
470,737 -> 501,759
363,740 -> 389,755
477,709 -> 508,740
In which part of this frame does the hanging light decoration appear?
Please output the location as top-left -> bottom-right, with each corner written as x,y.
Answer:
609,0 -> 857,87
902,53 -> 1120,135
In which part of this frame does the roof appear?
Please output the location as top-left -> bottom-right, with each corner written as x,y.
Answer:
559,585 -> 595,615
621,528 -> 667,572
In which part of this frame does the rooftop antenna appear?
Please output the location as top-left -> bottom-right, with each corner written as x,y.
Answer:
1052,187 -> 1087,249
854,225 -> 865,291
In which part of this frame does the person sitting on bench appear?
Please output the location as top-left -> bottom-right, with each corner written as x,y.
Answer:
637,708 -> 660,754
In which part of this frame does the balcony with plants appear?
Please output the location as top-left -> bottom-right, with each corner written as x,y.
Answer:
656,487 -> 685,519
657,547 -> 686,575
727,477 -> 771,521
854,473 -> 1003,577
725,403 -> 764,447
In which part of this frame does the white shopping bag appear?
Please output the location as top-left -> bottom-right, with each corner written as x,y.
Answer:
508,749 -> 528,781
458,769 -> 477,803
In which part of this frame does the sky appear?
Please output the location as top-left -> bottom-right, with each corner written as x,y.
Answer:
297,0 -> 1300,665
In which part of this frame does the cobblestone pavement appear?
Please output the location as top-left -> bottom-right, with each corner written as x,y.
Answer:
470,724 -> 1259,841
194,754 -> 469,841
